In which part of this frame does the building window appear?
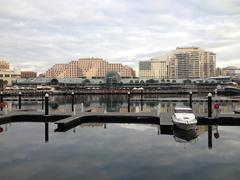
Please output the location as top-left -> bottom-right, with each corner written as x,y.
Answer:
5,74 -> 10,77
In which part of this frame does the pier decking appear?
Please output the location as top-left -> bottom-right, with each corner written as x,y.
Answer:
1,109 -> 240,132
132,97 -> 240,102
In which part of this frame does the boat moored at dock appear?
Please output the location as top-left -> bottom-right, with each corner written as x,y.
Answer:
172,107 -> 197,130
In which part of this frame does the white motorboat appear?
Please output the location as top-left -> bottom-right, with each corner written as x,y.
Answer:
172,107 -> 197,130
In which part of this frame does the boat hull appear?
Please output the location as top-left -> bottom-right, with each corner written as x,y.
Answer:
172,116 -> 197,130
217,87 -> 240,95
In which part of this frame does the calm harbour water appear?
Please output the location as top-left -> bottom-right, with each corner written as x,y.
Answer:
0,95 -> 240,180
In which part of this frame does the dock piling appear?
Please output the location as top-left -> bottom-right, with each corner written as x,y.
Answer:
127,91 -> 131,112
71,92 -> 75,112
18,92 -> 22,110
189,91 -> 192,108
208,125 -> 212,149
41,91 -> 44,110
45,93 -> 49,115
140,89 -> 143,111
0,92 -> 3,111
208,93 -> 212,118
45,122 -> 49,142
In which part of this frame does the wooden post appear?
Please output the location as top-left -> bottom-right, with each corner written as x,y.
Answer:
71,92 -> 75,112
18,92 -> 22,110
127,91 -> 131,112
45,93 -> 49,115
208,93 -> 212,118
45,122 -> 49,142
208,125 -> 212,149
140,89 -> 143,111
189,91 -> 192,109
41,91 -> 44,110
0,92 -> 3,111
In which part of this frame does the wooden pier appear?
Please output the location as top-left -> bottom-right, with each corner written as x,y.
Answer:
131,97 -> 240,103
0,109 -> 240,132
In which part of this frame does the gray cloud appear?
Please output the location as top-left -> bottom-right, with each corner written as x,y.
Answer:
0,0 -> 239,73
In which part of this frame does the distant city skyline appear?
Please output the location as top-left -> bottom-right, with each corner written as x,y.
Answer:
0,0 -> 239,73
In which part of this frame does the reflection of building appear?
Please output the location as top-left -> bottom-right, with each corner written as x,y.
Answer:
139,47 -> 216,79
80,123 -> 104,128
45,58 -> 136,79
0,60 -> 21,86
21,71 -> 37,78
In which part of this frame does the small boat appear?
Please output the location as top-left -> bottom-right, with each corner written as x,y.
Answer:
172,107 -> 197,130
216,85 -> 240,95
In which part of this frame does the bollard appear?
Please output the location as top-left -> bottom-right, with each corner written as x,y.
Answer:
45,93 -> 49,115
18,92 -> 22,110
208,93 -> 212,118
127,91 -> 131,112
0,92 -> 3,111
208,125 -> 212,149
189,91 -> 193,109
71,92 -> 75,112
45,122 -> 49,142
41,91 -> 44,110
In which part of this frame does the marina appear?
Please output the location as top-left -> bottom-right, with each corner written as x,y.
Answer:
0,94 -> 240,179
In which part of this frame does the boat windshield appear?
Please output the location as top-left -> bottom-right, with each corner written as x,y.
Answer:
175,109 -> 193,113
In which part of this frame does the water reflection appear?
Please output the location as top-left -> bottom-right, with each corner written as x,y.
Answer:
173,125 -> 198,143
3,95 -> 240,114
45,122 -> 49,142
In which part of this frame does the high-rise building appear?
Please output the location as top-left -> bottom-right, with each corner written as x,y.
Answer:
21,71 -> 37,78
139,47 -> 216,79
0,60 -> 10,70
222,66 -> 240,77
45,58 -> 136,79
139,58 -> 168,79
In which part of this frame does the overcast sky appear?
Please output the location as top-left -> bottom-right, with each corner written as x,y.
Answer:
0,0 -> 239,73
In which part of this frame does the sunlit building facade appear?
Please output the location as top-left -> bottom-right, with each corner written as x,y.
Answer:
139,47 -> 216,79
45,58 -> 136,79
0,60 -> 21,86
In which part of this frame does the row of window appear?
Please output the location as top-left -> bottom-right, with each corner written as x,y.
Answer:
0,74 -> 18,78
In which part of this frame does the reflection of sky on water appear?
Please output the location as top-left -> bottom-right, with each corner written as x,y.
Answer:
0,123 -> 239,179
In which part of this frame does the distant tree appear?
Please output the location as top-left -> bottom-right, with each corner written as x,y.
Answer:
146,79 -> 156,84
161,78 -> 165,82
129,80 -> 134,84
82,79 -> 91,86
140,80 -> 145,85
135,80 -> 139,84
119,81 -> 123,86
183,79 -> 192,84
166,79 -> 170,82
172,80 -> 176,83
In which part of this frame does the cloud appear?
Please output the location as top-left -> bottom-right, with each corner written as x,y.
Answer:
0,0 -> 239,74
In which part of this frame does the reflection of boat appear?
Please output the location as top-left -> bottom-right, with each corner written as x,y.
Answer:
172,107 -> 197,130
173,125 -> 198,143
216,85 -> 240,95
